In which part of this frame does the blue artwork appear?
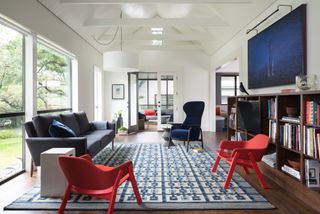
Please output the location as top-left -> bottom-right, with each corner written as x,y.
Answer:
248,4 -> 306,89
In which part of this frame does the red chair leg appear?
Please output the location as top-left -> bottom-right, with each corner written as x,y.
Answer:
249,153 -> 268,189
242,166 -> 249,175
129,166 -> 142,204
59,184 -> 72,214
224,152 -> 240,189
211,156 -> 221,173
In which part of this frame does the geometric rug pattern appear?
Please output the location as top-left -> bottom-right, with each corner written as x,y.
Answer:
5,143 -> 274,210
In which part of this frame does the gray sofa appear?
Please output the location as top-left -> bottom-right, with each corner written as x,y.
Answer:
24,111 -> 115,166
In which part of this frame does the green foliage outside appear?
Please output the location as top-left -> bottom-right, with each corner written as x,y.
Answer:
0,129 -> 22,168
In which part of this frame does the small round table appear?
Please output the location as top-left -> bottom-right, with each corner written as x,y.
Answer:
161,124 -> 175,147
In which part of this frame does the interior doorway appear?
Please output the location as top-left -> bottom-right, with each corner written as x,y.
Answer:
136,72 -> 176,131
215,58 -> 240,132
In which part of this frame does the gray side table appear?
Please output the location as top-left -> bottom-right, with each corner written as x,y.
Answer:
40,148 -> 75,197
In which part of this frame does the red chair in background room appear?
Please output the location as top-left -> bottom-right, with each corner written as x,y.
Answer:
58,154 -> 142,214
211,134 -> 269,189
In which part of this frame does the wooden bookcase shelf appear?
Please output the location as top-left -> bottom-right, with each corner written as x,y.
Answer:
227,91 -> 320,212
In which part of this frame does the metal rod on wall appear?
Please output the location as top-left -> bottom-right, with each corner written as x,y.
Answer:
246,4 -> 293,35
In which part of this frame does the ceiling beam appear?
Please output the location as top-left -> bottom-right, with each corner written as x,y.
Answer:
61,0 -> 252,4
98,33 -> 214,41
104,44 -> 203,51
84,18 -> 228,27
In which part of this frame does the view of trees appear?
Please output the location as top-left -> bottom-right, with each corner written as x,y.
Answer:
37,44 -> 71,111
0,24 -> 71,115
0,26 -> 23,114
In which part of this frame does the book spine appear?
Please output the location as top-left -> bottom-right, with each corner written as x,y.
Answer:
306,101 -> 310,124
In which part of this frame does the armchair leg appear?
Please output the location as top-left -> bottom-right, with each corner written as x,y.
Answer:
249,153 -> 268,189
187,140 -> 190,152
129,167 -> 142,204
211,156 -> 221,173
200,129 -> 204,149
30,159 -> 35,177
242,166 -> 249,175
59,184 -> 72,214
112,139 -> 115,150
224,152 -> 240,189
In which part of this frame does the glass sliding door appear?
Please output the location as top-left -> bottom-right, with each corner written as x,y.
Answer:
128,72 -> 138,133
157,73 -> 175,130
0,23 -> 25,183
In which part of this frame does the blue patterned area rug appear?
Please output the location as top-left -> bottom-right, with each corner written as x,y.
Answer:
5,143 -> 273,211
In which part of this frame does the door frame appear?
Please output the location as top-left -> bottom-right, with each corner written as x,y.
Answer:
127,72 -> 139,133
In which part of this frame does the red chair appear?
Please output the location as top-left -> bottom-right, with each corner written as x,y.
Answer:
211,134 -> 269,189
58,154 -> 142,214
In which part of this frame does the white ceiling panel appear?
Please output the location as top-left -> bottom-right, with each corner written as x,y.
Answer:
38,0 -> 277,54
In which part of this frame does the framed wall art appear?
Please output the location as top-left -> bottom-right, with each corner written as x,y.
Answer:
112,84 -> 125,100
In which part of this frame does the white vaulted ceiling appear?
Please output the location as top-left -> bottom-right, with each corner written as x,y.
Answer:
37,0 -> 277,54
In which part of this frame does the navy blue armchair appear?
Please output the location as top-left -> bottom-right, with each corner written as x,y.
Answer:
169,101 -> 205,152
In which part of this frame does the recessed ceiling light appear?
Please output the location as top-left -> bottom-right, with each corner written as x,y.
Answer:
152,40 -> 163,46
151,27 -> 163,35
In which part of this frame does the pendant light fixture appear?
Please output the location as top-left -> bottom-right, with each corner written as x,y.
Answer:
103,11 -> 139,72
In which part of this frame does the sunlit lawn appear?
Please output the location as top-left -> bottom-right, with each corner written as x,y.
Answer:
0,137 -> 22,169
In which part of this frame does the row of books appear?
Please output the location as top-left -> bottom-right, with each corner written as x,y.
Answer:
267,98 -> 277,119
303,126 -> 320,158
281,164 -> 301,180
262,152 -> 276,168
306,101 -> 320,125
279,123 -> 301,151
278,159 -> 320,187
268,120 -> 277,143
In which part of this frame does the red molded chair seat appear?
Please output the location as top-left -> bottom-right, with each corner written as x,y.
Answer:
211,134 -> 269,189
58,154 -> 142,214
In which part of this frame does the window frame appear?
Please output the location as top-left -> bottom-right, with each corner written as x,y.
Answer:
0,24 -> 26,184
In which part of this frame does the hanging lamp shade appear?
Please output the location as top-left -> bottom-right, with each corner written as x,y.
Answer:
103,51 -> 139,72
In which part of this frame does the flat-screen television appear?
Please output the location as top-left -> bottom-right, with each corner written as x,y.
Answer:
248,4 -> 306,89
237,100 -> 261,134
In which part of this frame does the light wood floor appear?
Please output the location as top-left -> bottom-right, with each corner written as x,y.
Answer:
0,131 -> 318,214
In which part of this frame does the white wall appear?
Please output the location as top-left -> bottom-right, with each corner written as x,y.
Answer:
209,0 -> 320,132
211,0 -> 320,94
104,50 -> 211,131
0,0 -> 102,120
104,72 -> 129,128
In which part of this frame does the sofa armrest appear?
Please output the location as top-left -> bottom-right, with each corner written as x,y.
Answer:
107,121 -> 116,131
26,137 -> 87,166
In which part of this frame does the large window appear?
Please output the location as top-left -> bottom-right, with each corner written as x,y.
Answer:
138,73 -> 157,111
0,23 -> 25,183
37,43 -> 72,113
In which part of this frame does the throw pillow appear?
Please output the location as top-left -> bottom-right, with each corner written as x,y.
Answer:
48,120 -> 77,137
144,109 -> 156,116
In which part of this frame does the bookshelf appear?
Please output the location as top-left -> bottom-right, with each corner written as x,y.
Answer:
227,91 -> 320,212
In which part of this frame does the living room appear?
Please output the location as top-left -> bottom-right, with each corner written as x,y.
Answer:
1,0 -> 320,213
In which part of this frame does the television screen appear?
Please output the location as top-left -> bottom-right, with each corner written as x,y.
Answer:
237,100 -> 261,134
248,4 -> 306,89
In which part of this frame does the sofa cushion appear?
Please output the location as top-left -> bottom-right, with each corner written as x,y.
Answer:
74,111 -> 91,134
100,130 -> 115,148
32,115 -> 62,137
60,113 -> 81,136
48,120 -> 77,137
